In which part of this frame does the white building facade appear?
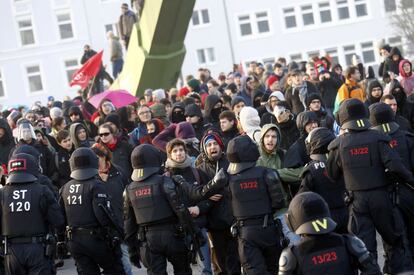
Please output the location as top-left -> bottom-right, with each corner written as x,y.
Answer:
0,0 -> 408,107
182,0 -> 406,77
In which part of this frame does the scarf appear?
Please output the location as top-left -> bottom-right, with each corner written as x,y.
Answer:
106,138 -> 118,151
165,155 -> 193,169
293,82 -> 308,109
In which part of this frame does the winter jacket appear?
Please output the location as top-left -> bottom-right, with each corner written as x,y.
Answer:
0,118 -> 15,173
317,72 -> 342,109
383,47 -> 403,78
239,106 -> 261,143
364,80 -> 383,108
203,94 -> 222,129
285,81 -> 319,115
54,146 -> 72,189
334,79 -> 364,114
107,139 -> 133,178
69,123 -> 94,148
129,119 -> 165,147
397,59 -> 414,96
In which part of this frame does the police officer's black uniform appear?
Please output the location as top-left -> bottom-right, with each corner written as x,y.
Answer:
299,127 -> 348,233
1,153 -> 64,275
59,147 -> 125,275
124,144 -> 196,275
327,98 -> 414,274
278,191 -> 381,275
369,102 -> 414,261
219,135 -> 286,274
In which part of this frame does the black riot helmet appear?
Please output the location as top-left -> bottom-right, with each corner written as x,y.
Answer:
285,191 -> 336,235
131,144 -> 163,182
305,127 -> 336,155
7,153 -> 38,184
337,98 -> 370,130
369,102 -> 399,134
12,145 -> 42,175
226,135 -> 260,175
69,147 -> 98,181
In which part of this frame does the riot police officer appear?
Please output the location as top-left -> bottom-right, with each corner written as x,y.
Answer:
299,127 -> 348,233
125,144 -> 211,274
1,153 -> 64,275
278,191 -> 381,275
213,135 -> 286,274
369,102 -> 414,260
59,147 -> 125,274
327,98 -> 414,274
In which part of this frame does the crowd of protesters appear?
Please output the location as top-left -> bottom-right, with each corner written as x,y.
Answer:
1,40 -> 414,274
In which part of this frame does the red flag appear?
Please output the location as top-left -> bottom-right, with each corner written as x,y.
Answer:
70,50 -> 103,89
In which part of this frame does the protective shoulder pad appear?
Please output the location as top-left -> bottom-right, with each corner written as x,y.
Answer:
327,136 -> 340,151
278,246 -> 297,274
264,168 -> 281,184
370,129 -> 391,142
344,234 -> 370,262
404,131 -> 414,138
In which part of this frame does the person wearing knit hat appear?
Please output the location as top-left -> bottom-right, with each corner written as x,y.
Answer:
187,78 -> 201,93
230,96 -> 246,117
151,103 -> 170,127
152,89 -> 166,103
50,107 -> 63,120
104,113 -> 121,130
177,87 -> 190,100
185,103 -> 209,141
266,75 -> 280,91
144,89 -> 154,106
305,93 -> 334,130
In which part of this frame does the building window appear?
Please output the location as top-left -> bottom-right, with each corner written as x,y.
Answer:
384,0 -> 396,12
56,12 -> 74,39
26,65 -> 43,93
290,53 -> 303,62
192,9 -> 210,26
0,71 -> 4,97
105,23 -> 119,36
355,0 -> 368,17
256,12 -> 270,33
238,15 -> 252,36
337,0 -> 350,20
401,0 -> 414,9
361,42 -> 375,63
196,48 -> 215,65
319,2 -> 332,23
343,45 -> 356,66
325,48 -> 339,65
307,51 -> 320,60
17,17 -> 35,46
283,7 -> 297,29
64,59 -> 79,83
301,5 -> 314,26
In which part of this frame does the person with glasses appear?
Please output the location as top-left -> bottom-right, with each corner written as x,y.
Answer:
98,123 -> 132,178
129,105 -> 165,147
305,94 -> 334,131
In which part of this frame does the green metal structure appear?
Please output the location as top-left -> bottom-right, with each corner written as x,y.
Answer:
110,0 -> 196,96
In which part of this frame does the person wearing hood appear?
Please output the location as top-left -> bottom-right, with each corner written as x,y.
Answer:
169,102 -> 186,124
381,94 -> 413,132
230,96 -> 246,118
218,110 -> 239,149
239,106 -> 261,144
378,44 -> 391,81
185,103 -> 210,141
397,59 -> 414,97
69,122 -> 94,149
317,63 -> 343,114
252,89 -> 264,109
284,111 -> 319,171
260,91 -> 285,126
203,94 -> 225,129
150,103 -> 170,127
285,69 -> 319,115
364,80 -> 383,108
388,79 -> 414,128
194,130 -> 241,275
272,101 -> 300,151
383,46 -> 404,80
12,119 -> 56,178
298,127 -> 348,233
305,93 -> 334,130
331,63 -> 345,84
164,138 -> 212,275
0,118 -> 15,181
68,105 -> 98,138
92,99 -> 116,126
54,129 -> 73,189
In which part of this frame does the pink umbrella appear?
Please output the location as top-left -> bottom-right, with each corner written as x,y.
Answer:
88,89 -> 137,109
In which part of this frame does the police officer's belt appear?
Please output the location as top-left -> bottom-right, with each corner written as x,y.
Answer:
143,223 -> 178,232
70,227 -> 100,235
8,236 -> 45,244
237,215 -> 274,227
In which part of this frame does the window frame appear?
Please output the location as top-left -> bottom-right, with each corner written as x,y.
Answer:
283,7 -> 297,29
318,2 -> 332,23
55,10 -> 75,40
196,47 -> 216,66
24,63 -> 45,94
63,58 -> 80,84
191,9 -> 211,28
336,0 -> 350,20
354,0 -> 368,17
301,4 -> 315,26
236,10 -> 272,39
16,15 -> 36,47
